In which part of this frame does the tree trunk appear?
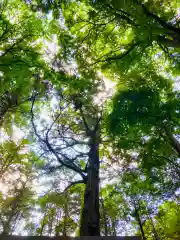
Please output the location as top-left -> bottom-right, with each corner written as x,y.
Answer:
0,211 -> 17,238
112,219 -> 117,236
134,205 -> 146,240
164,126 -> 180,157
39,212 -> 47,236
1,220 -> 11,236
149,217 -> 160,240
80,130 -> 100,236
100,198 -> 108,236
1,201 -> 21,235
63,192 -> 68,236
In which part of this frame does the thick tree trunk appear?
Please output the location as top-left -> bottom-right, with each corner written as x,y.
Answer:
80,131 -> 100,236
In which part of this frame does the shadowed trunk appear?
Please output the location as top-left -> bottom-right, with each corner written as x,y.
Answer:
80,129 -> 100,236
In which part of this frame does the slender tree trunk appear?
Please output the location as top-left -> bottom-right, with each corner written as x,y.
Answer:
134,205 -> 146,240
1,194 -> 22,236
145,206 -> 160,240
100,198 -> 108,236
112,218 -> 117,236
39,213 -> 47,236
1,219 -> 11,236
149,216 -> 160,240
48,219 -> 53,236
10,213 -> 21,234
0,210 -> 19,237
39,222 -> 45,236
63,192 -> 68,236
80,129 -> 100,236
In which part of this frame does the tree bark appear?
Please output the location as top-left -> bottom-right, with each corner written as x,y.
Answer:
80,129 -> 100,236
112,219 -> 117,236
100,198 -> 108,236
134,204 -> 146,240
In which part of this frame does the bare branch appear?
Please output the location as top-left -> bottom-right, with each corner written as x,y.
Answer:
30,93 -> 88,182
44,135 -> 87,181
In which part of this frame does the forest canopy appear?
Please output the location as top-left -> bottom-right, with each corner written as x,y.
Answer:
0,0 -> 179,238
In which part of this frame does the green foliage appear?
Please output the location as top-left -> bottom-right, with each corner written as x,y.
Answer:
143,201 -> 180,239
39,193 -> 66,208
0,0 -> 179,237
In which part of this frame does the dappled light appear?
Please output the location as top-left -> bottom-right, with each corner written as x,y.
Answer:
0,0 -> 179,239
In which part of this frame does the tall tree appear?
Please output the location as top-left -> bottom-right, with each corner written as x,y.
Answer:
31,76 -> 105,235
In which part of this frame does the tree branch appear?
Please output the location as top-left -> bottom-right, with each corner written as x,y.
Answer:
105,3 -> 137,26
153,155 -> 180,170
64,180 -> 85,192
30,95 -> 88,182
92,42 -> 140,65
136,0 -> 180,35
158,36 -> 180,48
